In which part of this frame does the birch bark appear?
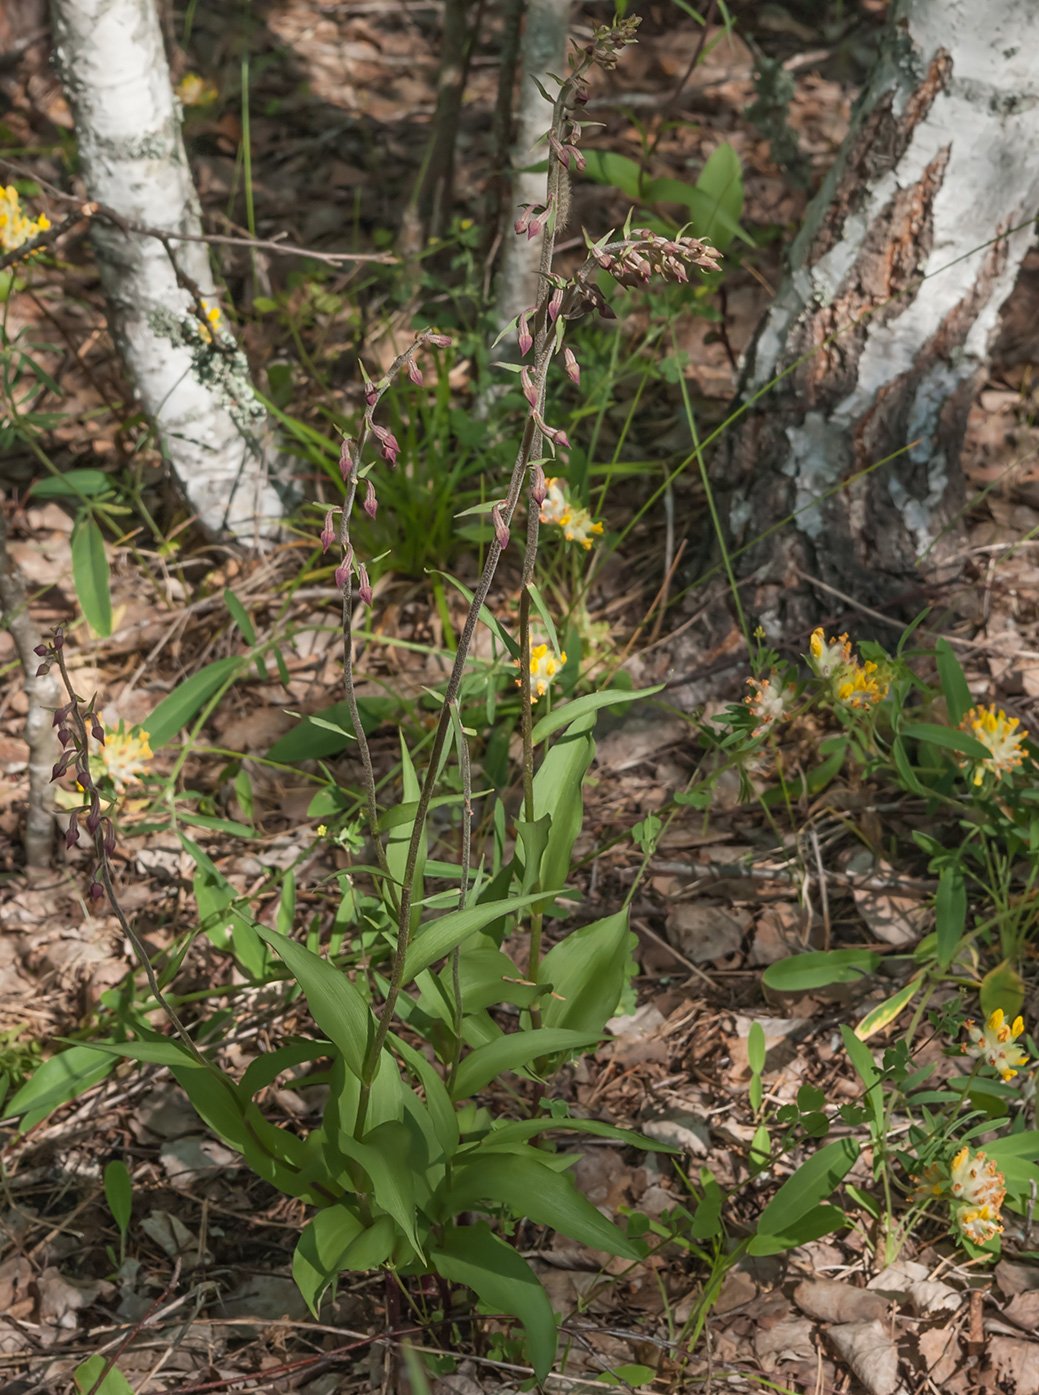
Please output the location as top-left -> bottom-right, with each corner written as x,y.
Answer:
49,0 -> 287,541
494,0 -> 572,334
717,0 -> 1039,637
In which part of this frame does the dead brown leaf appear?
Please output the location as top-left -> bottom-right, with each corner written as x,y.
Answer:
827,1319 -> 904,1395
917,1325 -> 962,1383
665,902 -> 751,962
988,1335 -> 1039,1395
793,1277 -> 889,1324
754,1317 -> 816,1372
1005,1289 -> 1039,1330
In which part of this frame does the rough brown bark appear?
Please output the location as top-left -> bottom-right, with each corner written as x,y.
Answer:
714,1 -> 1039,641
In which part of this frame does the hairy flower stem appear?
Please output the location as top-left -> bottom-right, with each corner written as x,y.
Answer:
338,474 -> 395,901
446,700 -> 473,1094
52,645 -> 204,1065
351,37 -> 636,1140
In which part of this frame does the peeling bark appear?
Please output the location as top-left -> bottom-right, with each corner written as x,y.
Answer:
716,0 -> 1039,637
49,0 -> 288,542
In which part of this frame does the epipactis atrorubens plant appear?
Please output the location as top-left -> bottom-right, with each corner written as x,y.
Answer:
32,21 -> 730,1380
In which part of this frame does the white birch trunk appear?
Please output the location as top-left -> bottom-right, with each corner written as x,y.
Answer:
719,0 -> 1039,637
494,0 -> 572,333
49,0 -> 287,542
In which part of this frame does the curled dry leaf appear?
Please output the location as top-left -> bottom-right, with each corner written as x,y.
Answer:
827,1319 -> 905,1395
753,1317 -> 816,1372
918,1326 -> 963,1384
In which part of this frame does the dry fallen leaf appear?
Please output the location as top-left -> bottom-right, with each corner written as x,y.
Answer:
846,853 -> 929,947
988,1335 -> 1039,1395
827,1319 -> 904,1395
918,1326 -> 963,1383
1005,1289 -> 1039,1330
793,1277 -> 889,1324
906,1278 -> 963,1316
754,1317 -> 816,1372
997,1257 -> 1039,1297
666,902 -> 751,962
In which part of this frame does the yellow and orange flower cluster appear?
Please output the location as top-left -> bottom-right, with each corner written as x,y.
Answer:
515,641 -> 566,704
176,73 -> 219,107
195,299 -> 223,345
539,478 -> 604,550
97,724 -> 153,793
807,627 -> 889,710
744,672 -> 794,738
914,1144 -> 1007,1247
959,704 -> 1026,787
962,1007 -> 1029,1082
0,185 -> 51,259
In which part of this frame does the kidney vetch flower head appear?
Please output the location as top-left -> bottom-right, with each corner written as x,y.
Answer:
515,641 -> 566,703
744,672 -> 794,738
96,723 -> 154,793
538,478 -> 604,551
913,1143 -> 1007,1247
806,627 -> 889,710
962,1007 -> 1029,1081
959,704 -> 1026,787
0,185 -> 51,258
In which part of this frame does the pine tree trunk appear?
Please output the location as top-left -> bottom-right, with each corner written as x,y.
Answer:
49,0 -> 288,542
717,0 -> 1039,639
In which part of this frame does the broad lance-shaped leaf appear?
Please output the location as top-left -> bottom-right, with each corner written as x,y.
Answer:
451,1028 -> 597,1100
71,515 -> 112,637
403,890 -> 558,982
433,1223 -> 557,1382
755,1137 -> 858,1240
444,1150 -> 642,1259
146,656 -> 240,748
539,909 -> 636,1036
253,922 -> 373,1077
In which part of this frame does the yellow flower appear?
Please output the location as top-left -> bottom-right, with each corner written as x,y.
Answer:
194,299 -> 222,344
912,1144 -> 1007,1246
744,672 -> 793,737
835,659 -> 888,710
539,477 -> 569,527
807,627 -> 889,709
176,73 -> 219,106
959,704 -> 1025,786
98,724 -> 153,793
515,642 -> 566,703
0,184 -> 51,258
316,825 -> 328,837
962,1008 -> 1029,1081
955,1202 -> 1003,1246
808,627 -> 851,679
538,477 -> 604,550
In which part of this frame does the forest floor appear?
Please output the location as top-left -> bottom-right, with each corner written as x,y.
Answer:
2,1 -> 1039,1392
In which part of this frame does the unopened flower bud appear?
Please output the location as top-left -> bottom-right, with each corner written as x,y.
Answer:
408,357 -> 424,387
426,333 -> 452,348
358,563 -> 373,607
91,715 -> 105,744
53,630 -> 64,650
34,643 -> 49,658
103,818 -> 116,857
492,504 -> 510,551
514,205 -> 534,237
364,480 -> 378,519
518,311 -> 533,358
321,508 -> 337,554
527,213 -> 544,241
51,752 -> 72,782
371,423 -> 400,467
36,663 -> 50,678
563,347 -> 580,385
86,794 -> 101,837
57,727 -> 72,748
65,811 -> 80,851
548,287 -> 564,324
520,367 -> 537,408
531,462 -> 547,507
334,546 -> 354,592
89,878 -> 105,903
